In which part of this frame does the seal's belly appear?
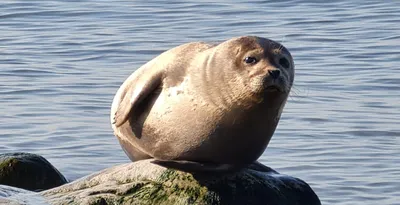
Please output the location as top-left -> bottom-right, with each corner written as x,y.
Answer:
141,89 -> 218,159
137,89 -> 276,164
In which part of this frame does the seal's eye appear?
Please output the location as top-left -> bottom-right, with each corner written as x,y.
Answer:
278,57 -> 290,69
244,57 -> 258,64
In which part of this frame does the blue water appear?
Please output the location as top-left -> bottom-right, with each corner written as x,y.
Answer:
1,1 -> 399,204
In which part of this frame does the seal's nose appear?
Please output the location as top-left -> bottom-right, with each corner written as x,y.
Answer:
268,69 -> 280,79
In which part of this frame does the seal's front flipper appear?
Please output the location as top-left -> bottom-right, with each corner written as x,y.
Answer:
151,159 -> 241,173
113,70 -> 163,127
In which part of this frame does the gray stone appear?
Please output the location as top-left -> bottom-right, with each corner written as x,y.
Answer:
0,153 -> 68,192
0,157 -> 320,205
0,185 -> 49,205
40,160 -> 320,205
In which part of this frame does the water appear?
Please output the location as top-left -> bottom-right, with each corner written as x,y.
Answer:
1,1 -> 399,204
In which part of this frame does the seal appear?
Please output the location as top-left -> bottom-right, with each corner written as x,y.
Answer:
111,36 -> 294,171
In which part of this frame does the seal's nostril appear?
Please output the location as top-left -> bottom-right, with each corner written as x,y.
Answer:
268,70 -> 280,79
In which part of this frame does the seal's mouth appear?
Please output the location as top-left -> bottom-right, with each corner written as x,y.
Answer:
262,75 -> 287,93
265,85 -> 283,92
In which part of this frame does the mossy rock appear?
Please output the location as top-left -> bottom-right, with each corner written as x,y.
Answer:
41,160 -> 320,205
0,153 -> 320,205
0,153 -> 67,191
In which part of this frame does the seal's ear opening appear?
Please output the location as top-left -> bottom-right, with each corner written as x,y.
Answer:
113,72 -> 163,127
278,57 -> 290,69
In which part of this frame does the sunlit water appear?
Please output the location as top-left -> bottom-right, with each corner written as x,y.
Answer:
1,1 -> 399,204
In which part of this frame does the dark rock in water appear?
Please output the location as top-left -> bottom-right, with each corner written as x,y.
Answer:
0,153 -> 68,192
40,159 -> 320,205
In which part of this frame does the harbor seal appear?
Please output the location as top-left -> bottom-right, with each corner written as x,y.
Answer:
111,36 -> 294,171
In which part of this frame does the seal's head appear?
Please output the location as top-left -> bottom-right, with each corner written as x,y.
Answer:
231,36 -> 293,94
206,36 -> 294,109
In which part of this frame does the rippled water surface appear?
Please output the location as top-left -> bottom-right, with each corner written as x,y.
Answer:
1,1 -> 399,204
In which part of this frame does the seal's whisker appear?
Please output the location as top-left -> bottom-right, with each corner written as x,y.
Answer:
273,35 -> 286,52
288,91 -> 299,102
288,86 -> 310,102
278,44 -> 283,52
280,35 -> 286,46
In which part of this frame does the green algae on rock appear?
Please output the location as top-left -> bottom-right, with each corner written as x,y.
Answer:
0,153 -> 67,192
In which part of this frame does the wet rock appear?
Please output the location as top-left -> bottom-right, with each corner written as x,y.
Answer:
0,185 -> 48,205
0,154 -> 320,205
0,153 -> 68,192
41,159 -> 321,205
